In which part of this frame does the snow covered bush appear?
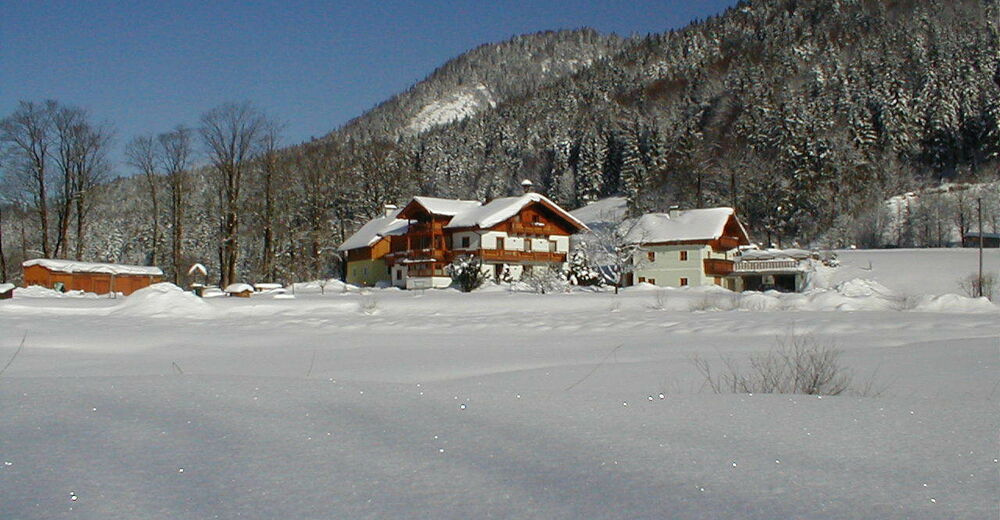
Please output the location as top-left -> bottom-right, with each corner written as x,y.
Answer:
692,333 -> 857,396
565,248 -> 604,287
522,266 -> 567,294
446,255 -> 487,292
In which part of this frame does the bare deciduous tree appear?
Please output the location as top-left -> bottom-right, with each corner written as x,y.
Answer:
0,100 -> 57,258
200,102 -> 270,287
159,126 -> 194,284
125,135 -> 161,265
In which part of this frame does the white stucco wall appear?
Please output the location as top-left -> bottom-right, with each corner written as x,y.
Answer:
633,245 -> 714,287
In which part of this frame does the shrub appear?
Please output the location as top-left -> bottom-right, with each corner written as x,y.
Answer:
692,333 -> 858,396
446,255 -> 487,292
958,272 -> 997,301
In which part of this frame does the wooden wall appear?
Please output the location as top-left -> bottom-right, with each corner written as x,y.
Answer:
23,264 -> 163,295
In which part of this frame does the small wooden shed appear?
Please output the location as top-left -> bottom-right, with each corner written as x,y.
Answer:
22,259 -> 164,296
0,283 -> 14,300
224,283 -> 255,298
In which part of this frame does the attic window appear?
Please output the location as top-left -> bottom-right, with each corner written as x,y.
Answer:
461,236 -> 470,248
679,251 -> 688,261
647,251 -> 655,262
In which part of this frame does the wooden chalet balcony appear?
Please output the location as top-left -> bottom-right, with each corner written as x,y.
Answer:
713,236 -> 742,251
509,222 -> 564,236
387,249 -> 450,264
703,258 -> 735,276
479,249 -> 566,263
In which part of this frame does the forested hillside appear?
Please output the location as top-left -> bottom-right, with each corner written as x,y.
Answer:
2,0 -> 998,286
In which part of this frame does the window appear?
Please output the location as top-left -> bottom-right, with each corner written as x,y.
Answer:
647,251 -> 656,262
679,251 -> 688,261
525,239 -> 532,252
679,277 -> 688,286
648,278 -> 656,285
496,237 -> 505,250
638,277 -> 646,283
396,269 -> 402,280
461,236 -> 470,249
549,240 -> 557,253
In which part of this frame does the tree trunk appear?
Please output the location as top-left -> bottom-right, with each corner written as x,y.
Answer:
37,177 -> 50,258
171,186 -> 184,285
260,168 -> 274,282
74,196 -> 86,260
0,205 -> 7,283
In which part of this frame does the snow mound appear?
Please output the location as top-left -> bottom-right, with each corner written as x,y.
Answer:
14,285 -> 100,298
115,283 -> 212,318
912,293 -> 998,313
834,279 -> 895,298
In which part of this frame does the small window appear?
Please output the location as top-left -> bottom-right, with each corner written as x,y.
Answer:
680,277 -> 688,286
396,269 -> 402,280
525,239 -> 532,252
679,251 -> 688,261
461,236 -> 470,248
496,237 -> 505,250
647,251 -> 655,262
638,277 -> 646,283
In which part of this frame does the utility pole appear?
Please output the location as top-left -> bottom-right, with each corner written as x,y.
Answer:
977,197 -> 983,298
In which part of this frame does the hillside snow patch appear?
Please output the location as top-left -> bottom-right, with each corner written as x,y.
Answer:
406,84 -> 495,134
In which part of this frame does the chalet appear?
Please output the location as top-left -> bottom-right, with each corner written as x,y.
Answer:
624,207 -> 751,290
22,259 -> 163,295
339,188 -> 589,289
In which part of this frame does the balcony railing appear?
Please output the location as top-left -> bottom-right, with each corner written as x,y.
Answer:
733,259 -> 800,272
480,249 -> 566,263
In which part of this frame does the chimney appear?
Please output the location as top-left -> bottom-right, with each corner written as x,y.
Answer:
520,179 -> 534,194
668,205 -> 681,218
384,204 -> 397,217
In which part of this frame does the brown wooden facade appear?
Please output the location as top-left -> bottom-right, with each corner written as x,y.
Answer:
385,198 -> 578,276
23,264 -> 164,295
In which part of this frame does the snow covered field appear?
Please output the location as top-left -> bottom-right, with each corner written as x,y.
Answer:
1,249 -> 997,519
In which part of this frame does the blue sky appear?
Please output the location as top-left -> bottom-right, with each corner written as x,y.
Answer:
1,0 -> 738,170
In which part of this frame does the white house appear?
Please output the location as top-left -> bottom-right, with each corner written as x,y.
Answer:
624,207 -> 751,289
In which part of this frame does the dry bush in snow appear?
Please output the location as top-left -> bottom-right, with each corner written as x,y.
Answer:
692,333 -> 859,396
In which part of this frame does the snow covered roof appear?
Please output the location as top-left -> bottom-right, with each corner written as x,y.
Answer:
337,209 -> 409,251
224,283 -> 255,293
569,197 -> 628,228
739,248 -> 812,261
0,283 -> 14,293
624,208 -> 745,244
445,193 -> 588,231
22,259 -> 163,276
410,196 -> 482,216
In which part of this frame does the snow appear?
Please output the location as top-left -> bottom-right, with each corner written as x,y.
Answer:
22,258 -> 163,276
187,263 -> 208,276
568,196 -> 628,228
625,208 -> 741,244
0,283 -> 14,293
1,249 -> 997,519
114,283 -> 213,318
406,83 -> 496,134
410,196 -> 482,216
224,283 -> 255,294
337,208 -> 409,251
445,193 -> 588,230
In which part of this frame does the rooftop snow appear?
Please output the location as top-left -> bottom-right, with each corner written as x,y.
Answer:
445,193 -> 588,230
337,209 -> 409,251
624,208 -> 739,244
0,283 -> 14,293
568,197 -> 628,228
411,196 -> 482,216
23,259 -> 163,276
